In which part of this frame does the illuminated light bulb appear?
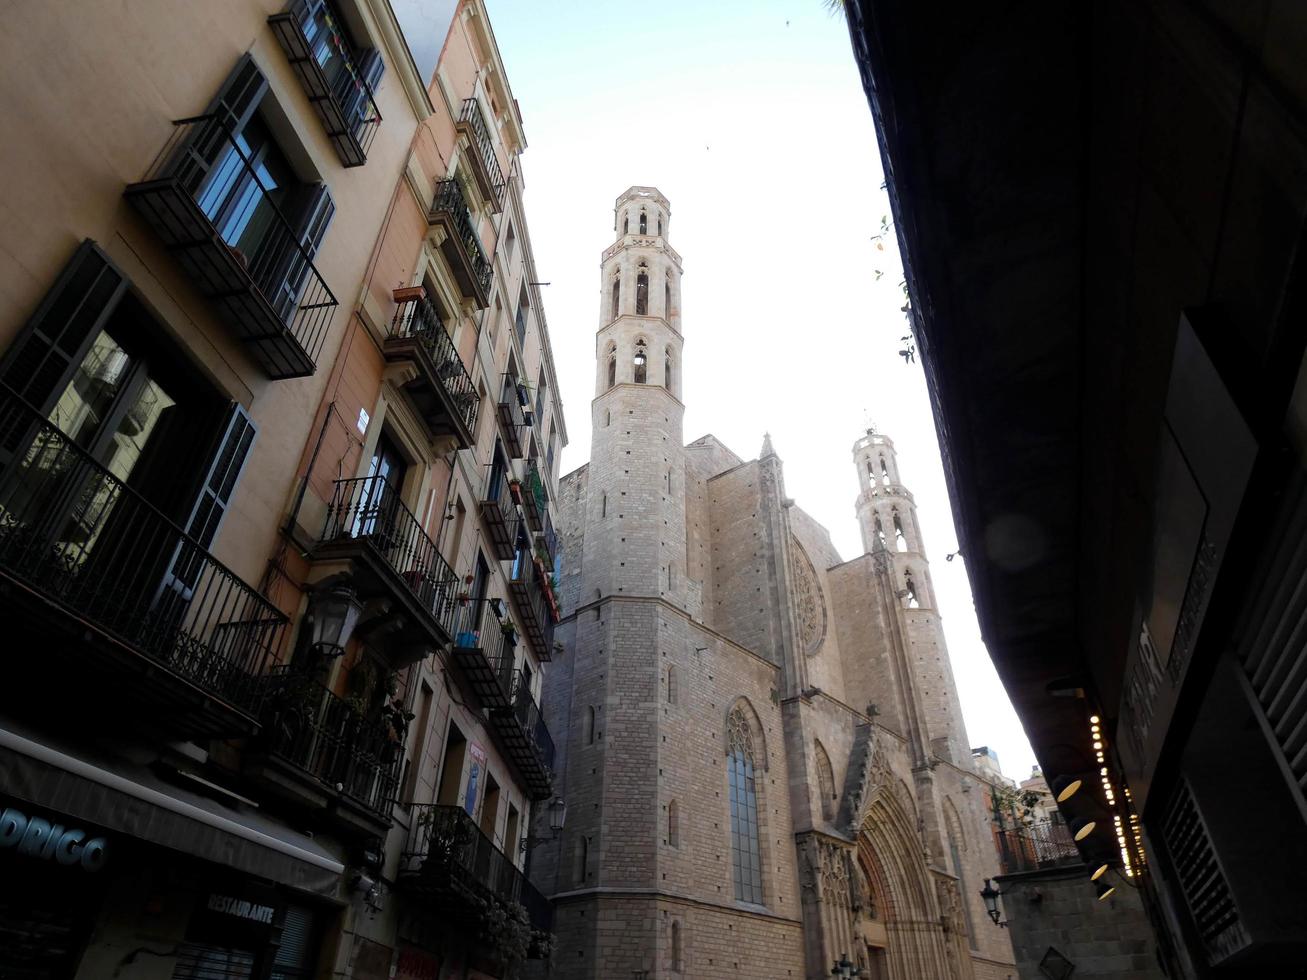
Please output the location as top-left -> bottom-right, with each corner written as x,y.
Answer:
1090,715 -> 1100,724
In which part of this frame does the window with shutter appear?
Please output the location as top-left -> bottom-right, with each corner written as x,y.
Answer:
0,240 -> 128,423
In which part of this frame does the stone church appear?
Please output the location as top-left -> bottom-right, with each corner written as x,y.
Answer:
528,187 -> 1016,979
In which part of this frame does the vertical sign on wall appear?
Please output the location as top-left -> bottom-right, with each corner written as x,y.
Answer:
465,743 -> 487,817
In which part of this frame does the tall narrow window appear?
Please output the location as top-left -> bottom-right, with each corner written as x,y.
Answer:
668,800 -> 680,847
880,457 -> 890,486
665,349 -> 673,391
633,341 -> 648,384
611,276 -> 621,320
815,741 -> 837,822
905,571 -> 920,608
874,514 -> 887,549
604,408 -> 611,427
601,493 -> 607,519
665,277 -> 671,318
866,459 -> 875,478
576,835 -> 589,884
893,509 -> 907,552
658,216 -> 664,237
623,214 -> 629,234
585,705 -> 596,744
727,706 -> 764,904
639,209 -> 648,235
636,267 -> 649,315
671,921 -> 682,972
668,665 -> 678,704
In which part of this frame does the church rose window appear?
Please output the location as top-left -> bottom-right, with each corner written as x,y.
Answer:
791,538 -> 827,656
727,706 -> 764,904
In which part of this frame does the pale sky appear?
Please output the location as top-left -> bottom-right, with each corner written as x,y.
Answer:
487,0 -> 1038,781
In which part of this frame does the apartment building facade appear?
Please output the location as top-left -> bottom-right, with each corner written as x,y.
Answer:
0,1 -> 563,977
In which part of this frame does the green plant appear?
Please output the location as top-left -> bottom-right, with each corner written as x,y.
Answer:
481,898 -> 532,975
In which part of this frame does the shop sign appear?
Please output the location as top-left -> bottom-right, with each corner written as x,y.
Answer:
0,806 -> 108,871
206,893 -> 275,925
396,946 -> 441,980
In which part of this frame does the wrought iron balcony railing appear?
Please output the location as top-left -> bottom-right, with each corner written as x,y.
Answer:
995,822 -> 1082,874
456,99 -> 505,211
497,380 -> 530,459
0,385 -> 286,733
507,548 -> 557,662
385,295 -> 478,447
478,468 -> 520,560
125,114 -> 338,379
319,475 -> 460,648
448,601 -> 516,709
260,666 -> 402,818
400,804 -> 553,936
490,669 -> 554,799
522,460 -> 548,533
269,0 -> 383,167
428,178 -> 493,308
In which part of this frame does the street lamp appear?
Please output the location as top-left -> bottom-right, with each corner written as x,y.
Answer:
979,878 -> 1007,927
520,796 -> 568,851
830,954 -> 861,978
306,583 -> 364,659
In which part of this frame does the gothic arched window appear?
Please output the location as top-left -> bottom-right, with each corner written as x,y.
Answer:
815,740 -> 837,823
665,348 -> 674,391
904,571 -> 920,608
633,340 -> 648,384
665,276 -> 672,318
727,706 -> 764,904
658,216 -> 663,237
623,213 -> 629,235
880,456 -> 890,486
611,276 -> 621,320
636,266 -> 649,315
668,799 -> 679,847
606,342 -> 617,390
893,509 -> 907,552
874,513 -> 887,549
639,209 -> 648,235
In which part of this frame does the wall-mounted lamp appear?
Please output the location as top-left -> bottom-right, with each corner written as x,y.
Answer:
306,583 -> 364,660
520,796 -> 568,852
1090,862 -> 1110,881
979,879 -> 1008,928
1095,879 -> 1116,901
830,954 -> 863,978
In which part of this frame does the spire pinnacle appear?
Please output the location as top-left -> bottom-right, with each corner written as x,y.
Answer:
761,432 -> 775,458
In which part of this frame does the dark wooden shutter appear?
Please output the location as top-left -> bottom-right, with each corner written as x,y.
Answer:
271,184 -> 335,322
344,47 -> 385,132
185,401 -> 258,552
0,240 -> 128,418
179,55 -> 270,192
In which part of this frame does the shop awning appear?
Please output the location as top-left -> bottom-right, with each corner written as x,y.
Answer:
0,725 -> 345,897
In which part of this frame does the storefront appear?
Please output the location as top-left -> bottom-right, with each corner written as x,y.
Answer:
0,724 -> 348,979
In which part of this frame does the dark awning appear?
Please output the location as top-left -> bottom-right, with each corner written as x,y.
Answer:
0,724 -> 344,897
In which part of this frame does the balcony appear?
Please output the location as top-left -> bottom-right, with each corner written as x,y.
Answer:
125,115 -> 338,379
455,99 -> 505,211
428,179 -> 493,309
268,0 -> 382,168
384,294 -> 478,447
247,667 -> 402,836
995,823 -> 1081,875
508,549 -> 557,663
0,386 -> 286,737
399,805 -> 553,941
497,379 -> 532,459
478,469 -> 520,561
521,460 -> 548,533
315,475 -> 459,665
490,670 -> 555,800
447,603 -> 516,710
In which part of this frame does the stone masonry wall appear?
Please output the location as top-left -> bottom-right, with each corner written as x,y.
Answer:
997,867 -> 1164,979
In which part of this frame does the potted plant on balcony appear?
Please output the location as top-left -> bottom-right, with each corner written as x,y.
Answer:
481,898 -> 532,977
500,620 -> 518,647
507,478 -> 523,504
392,285 -> 426,304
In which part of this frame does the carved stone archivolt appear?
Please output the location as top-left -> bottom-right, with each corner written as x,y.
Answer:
841,725 -> 893,835
789,537 -> 828,656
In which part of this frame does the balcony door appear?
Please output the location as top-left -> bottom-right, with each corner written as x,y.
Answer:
354,431 -> 408,547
